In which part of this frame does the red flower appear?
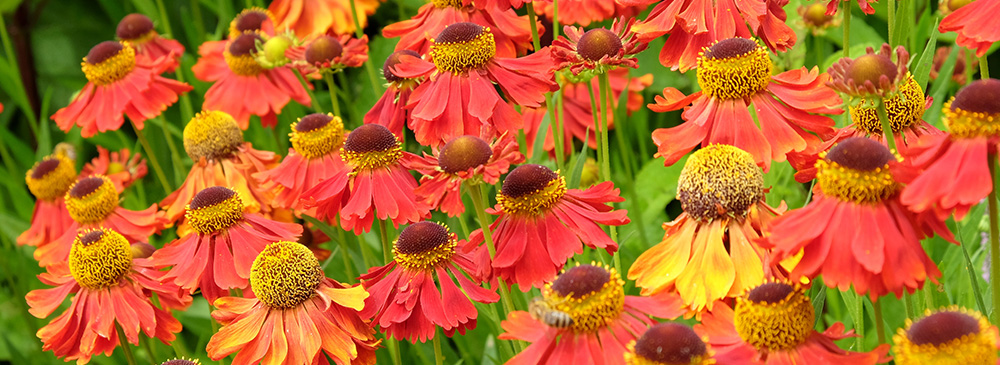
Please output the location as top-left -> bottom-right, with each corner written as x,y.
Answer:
468,164 -> 628,290
392,22 -> 557,147
303,124 -> 431,233
52,41 -> 192,137
650,38 -> 839,171
533,0 -> 646,27
20,153 -> 77,249
552,17 -> 647,75
206,241 -> 378,364
81,146 -> 147,193
939,0 -> 1000,56
269,0 -> 381,38
150,186 -> 302,304
26,228 -> 191,364
115,13 -> 185,70
289,33 -> 369,77
825,0 -> 877,15
411,134 -> 523,216
383,0 -> 534,57
364,50 -> 424,137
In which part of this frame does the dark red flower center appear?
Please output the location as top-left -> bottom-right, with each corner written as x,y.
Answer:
190,186 -> 236,210
951,79 -> 1000,114
229,33 -> 262,57
343,124 -> 397,153
86,41 -> 124,65
576,28 -> 623,62
235,10 -> 269,33
551,265 -> 611,299
31,158 -> 61,179
747,282 -> 794,304
908,311 -> 981,346
438,135 -> 493,174
69,176 -> 106,198
116,13 -> 154,40
395,221 -> 450,255
79,229 -> 104,247
501,164 -> 558,198
634,323 -> 707,364
383,49 -> 420,83
160,360 -> 199,365
436,22 -> 486,43
825,137 -> 894,171
704,38 -> 758,59
846,54 -> 898,86
306,36 -> 344,65
296,113 -> 333,132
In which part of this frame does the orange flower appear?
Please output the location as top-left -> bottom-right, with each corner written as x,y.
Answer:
533,0 -> 645,27
383,0 -> 534,57
115,13 -> 184,70
695,281 -> 890,364
206,241 -> 378,364
939,0 -> 1000,57
392,22 -> 558,147
650,38 -> 839,171
81,146 -> 147,193
552,17 -> 647,75
52,41 -> 192,138
26,228 -> 191,364
761,137 -> 955,299
827,43 -> 910,98
893,307 -> 1000,364
360,222 -> 498,342
500,264 -> 686,364
286,33 -> 369,78
20,153 -> 77,249
468,164 -> 628,290
624,322 -> 716,364
364,50 -> 425,137
269,0 -> 380,38
411,134 -> 523,216
160,111 -> 280,230
150,186 -> 302,303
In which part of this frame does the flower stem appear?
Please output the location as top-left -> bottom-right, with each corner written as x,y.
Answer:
378,218 -> 392,264
552,0 -> 559,39
466,182 -> 521,320
132,121 -> 172,193
598,73 -> 613,181
115,324 -> 138,365
387,336 -> 402,365
587,80 -> 605,181
981,55 -> 991,79
553,90 -> 566,170
887,0 -> 896,47
156,116 -> 185,187
337,228 -> 356,280
323,73 -> 343,117
526,3 -> 542,51
433,329 -> 444,365
347,0 -> 384,95
988,153 -> 1000,325
155,0 -> 194,123
875,99 -> 898,153
843,1 -> 851,57
294,69 -> 323,114
140,334 -> 158,362
547,93 -> 565,170
872,299 -> 886,345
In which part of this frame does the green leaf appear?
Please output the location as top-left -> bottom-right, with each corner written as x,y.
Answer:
924,45 -> 960,128
912,18 -> 941,90
634,156 -> 685,225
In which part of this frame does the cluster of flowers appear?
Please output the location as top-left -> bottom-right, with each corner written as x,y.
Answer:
14,0 -> 1000,363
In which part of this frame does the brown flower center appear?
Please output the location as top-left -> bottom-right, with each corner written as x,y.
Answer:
816,137 -> 899,203
944,79 -> 1000,138
291,113 -> 346,159
734,281 -> 814,351
306,36 -> 344,66
846,54 -> 898,86
342,124 -> 403,170
893,308 -> 997,364
225,33 -> 264,76
65,176 -> 118,224
908,311 -> 981,346
26,155 -> 77,202
383,50 -> 421,83
438,135 -> 493,174
704,38 -> 758,60
677,144 -> 763,221
431,22 -> 496,73
233,8 -> 270,35
542,264 -> 625,333
747,282 -> 795,304
498,164 -> 566,216
182,110 -> 245,161
577,28 -> 623,62
186,186 -> 244,234
631,323 -> 708,365
116,13 -> 154,41
393,221 -> 457,271
82,41 -> 136,86
952,79 -> 1000,114
824,137 -> 895,171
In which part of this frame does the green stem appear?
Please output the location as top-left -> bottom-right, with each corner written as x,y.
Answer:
347,0 -> 384,95
378,219 -> 392,264
956,218 -> 988,315
156,117 -> 185,187
597,73 -> 613,181
875,99 -> 898,153
116,324 -> 138,365
587,80 -> 604,180
466,183 -> 520,319
552,0 -> 559,39
323,73 -> 343,117
156,0 -> 194,123
294,69 -> 323,114
547,93 -> 564,170
388,336 -> 402,365
337,229 -> 356,280
354,227 -> 377,269
872,299 -> 886,345
981,55 -> 990,79
140,335 -> 158,363
887,0 -> 895,47
552,90 -> 566,170
433,329 -> 444,365
902,292 -> 914,320
526,3 -> 542,51
843,1 -> 851,57
132,121 -> 173,193
989,153 -> 1000,325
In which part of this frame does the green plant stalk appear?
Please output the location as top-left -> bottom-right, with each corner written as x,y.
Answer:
294,69 -> 324,114
0,15 -> 39,137
466,182 -> 520,327
875,99 -> 898,153
989,153 -> 1000,324
140,335 -> 157,362
347,0 -> 385,94
156,0 -> 194,123
843,1 -> 851,57
981,55 -> 991,79
552,0 -> 559,39
888,0 -> 896,47
156,116 -> 185,187
588,81 -> 605,181
547,93 -> 565,170
598,73 -> 613,181
872,299 -> 886,345
355,228 -> 377,270
607,73 -> 633,178
956,218 -> 989,315
378,218 -> 392,264
132,122 -> 173,193
902,292 -> 914,320
116,324 -> 138,365
526,3 -> 542,51
387,336 -> 402,365
433,329 -> 444,365
337,229 -> 356,280
554,91 -> 566,170
323,73 -> 343,117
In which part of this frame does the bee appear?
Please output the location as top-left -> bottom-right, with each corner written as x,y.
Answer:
528,296 -> 574,329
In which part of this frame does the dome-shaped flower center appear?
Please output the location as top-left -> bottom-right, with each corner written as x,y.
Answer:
894,308 -> 997,365
816,137 -> 900,203
734,281 -> 814,351
802,3 -> 834,28
944,79 -> 1000,138
846,54 -> 898,87
542,264 -> 625,333
438,135 -> 493,174
393,221 -> 457,271
250,241 -> 323,309
341,124 -> 403,171
850,74 -> 925,135
432,0 -> 463,8
306,36 -> 344,67
677,144 -> 763,221
430,22 -> 497,74
183,110 -> 245,161
224,33 -> 265,76
69,228 -> 132,289
116,13 -> 155,41
186,186 -> 245,234
697,38 -> 772,100
577,28 -> 623,62
65,176 -> 118,224
26,155 -> 77,202
627,323 -> 710,365
383,50 -> 421,83
230,8 -> 272,37
497,164 -> 566,216
82,41 -> 136,86
290,113 -> 346,159
160,359 -> 200,365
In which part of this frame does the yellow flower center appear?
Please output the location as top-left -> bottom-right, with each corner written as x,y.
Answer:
229,7 -> 273,38
850,74 -> 925,135
290,113 -> 346,159
69,228 -> 132,289
82,41 -> 136,86
186,186 -> 245,234
943,79 -> 1000,139
392,221 -> 457,271
815,137 -> 900,203
577,28 -> 623,62
677,144 -> 763,221
183,110 -> 245,161
802,3 -> 834,28
438,135 -> 493,174
341,124 -> 403,171
497,164 -> 566,217
430,22 -> 497,74
26,154 -> 77,202
250,241 -> 323,309
541,264 -> 625,333
224,33 -> 265,76
696,38 -> 772,100
625,323 -> 715,365
893,307 -> 998,365
431,0 -> 463,8
65,176 -> 118,224
116,13 -> 155,42
734,281 -> 814,351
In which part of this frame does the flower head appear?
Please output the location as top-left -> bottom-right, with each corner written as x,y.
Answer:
828,44 -> 910,98
364,50 -> 424,137
799,2 -> 840,35
229,7 -> 275,38
893,307 -> 1000,364
625,322 -> 716,365
116,13 -> 185,68
552,17 -> 647,75
382,0 -> 534,57
294,34 -> 369,75
81,146 -> 147,193
19,153 -> 77,249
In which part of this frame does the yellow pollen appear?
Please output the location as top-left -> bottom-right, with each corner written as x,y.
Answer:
82,42 -> 136,86
186,191 -> 244,234
290,114 -> 346,159
677,144 -> 763,221
69,228 -> 133,289
542,263 -> 625,333
944,99 -> 1000,139
696,42 -> 772,100
894,307 -> 999,365
815,152 -> 900,203
392,228 -> 458,272
497,175 -> 567,216
26,154 -> 77,202
850,74 -> 925,135
250,241 -> 323,309
183,110 -> 244,161
431,0 -> 463,7
341,141 -> 403,172
430,28 -> 497,74
224,50 -> 265,76
65,175 -> 119,224
733,281 -> 814,351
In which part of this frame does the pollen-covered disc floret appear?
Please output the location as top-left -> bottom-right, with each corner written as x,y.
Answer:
224,32 -> 265,76
341,124 -> 403,171
68,228 -> 133,290
438,135 -> 493,174
828,44 -> 909,97
229,7 -> 272,37
734,280 -> 814,351
943,79 -> 1000,139
392,221 -> 458,271
160,358 -> 201,365
850,74 -> 925,135
497,164 -> 567,216
185,186 -> 244,234
65,175 -> 118,224
290,113 -> 345,159
26,154 -> 77,202
183,110 -> 245,161
430,22 -> 497,74
116,13 -> 155,41
893,307 -> 999,365
816,137 -> 900,203
625,322 -> 715,365
577,28 -> 624,62
250,241 -> 323,309
677,144 -> 764,221
383,49 -> 421,83
696,38 -> 772,100
541,264 -> 625,333
82,41 -> 136,86
432,0 -> 463,8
